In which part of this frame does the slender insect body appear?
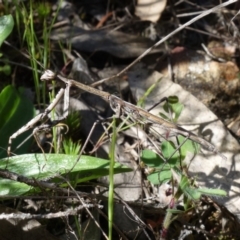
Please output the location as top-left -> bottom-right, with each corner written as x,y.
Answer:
8,70 -> 226,160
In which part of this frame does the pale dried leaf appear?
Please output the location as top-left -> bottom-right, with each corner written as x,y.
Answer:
135,0 -> 167,22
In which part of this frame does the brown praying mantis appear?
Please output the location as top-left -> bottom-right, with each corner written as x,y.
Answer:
7,70 -> 226,160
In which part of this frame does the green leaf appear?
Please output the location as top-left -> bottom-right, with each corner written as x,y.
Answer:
168,96 -> 179,104
141,149 -> 175,185
0,15 -> 14,47
0,154 -> 132,197
178,174 -> 227,200
177,135 -> 200,158
161,141 -> 179,164
137,77 -> 162,108
159,112 -> 170,121
197,188 -> 227,197
166,209 -> 185,214
163,96 -> 184,122
62,138 -> 81,155
0,86 -> 35,158
178,174 -> 201,200
147,169 -> 172,184
179,174 -> 190,190
0,64 -> 11,75
184,187 -> 202,200
141,149 -> 165,168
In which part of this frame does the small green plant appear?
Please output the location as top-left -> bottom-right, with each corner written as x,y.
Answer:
56,110 -> 82,155
137,77 -> 162,108
140,96 -> 227,238
141,96 -> 199,184
62,138 -> 81,155
36,2 -> 51,19
160,96 -> 184,123
0,14 -> 35,157
12,0 -> 60,107
0,85 -> 35,157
